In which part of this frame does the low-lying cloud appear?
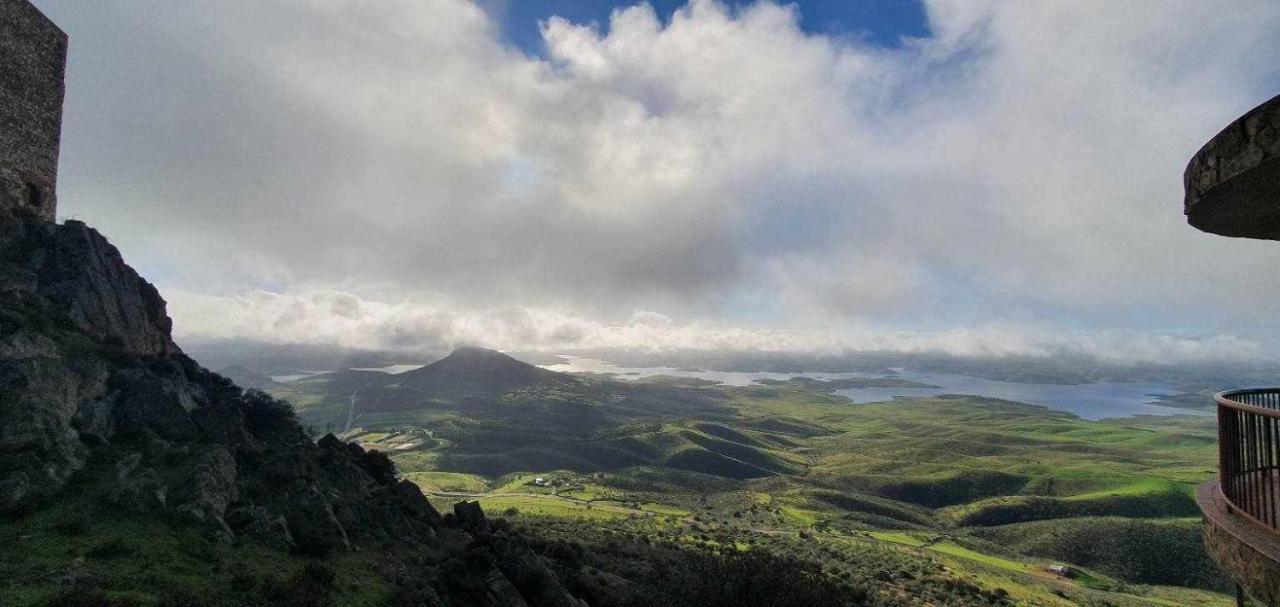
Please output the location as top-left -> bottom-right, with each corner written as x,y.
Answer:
168,289 -> 1267,364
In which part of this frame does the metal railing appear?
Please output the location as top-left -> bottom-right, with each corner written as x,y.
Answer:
1217,389 -> 1280,531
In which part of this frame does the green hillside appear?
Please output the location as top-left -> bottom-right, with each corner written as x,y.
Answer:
265,348 -> 1232,606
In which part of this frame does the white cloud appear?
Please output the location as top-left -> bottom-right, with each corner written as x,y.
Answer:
40,0 -> 1280,358
167,289 -> 1268,363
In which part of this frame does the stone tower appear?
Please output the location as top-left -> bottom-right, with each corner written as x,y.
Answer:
0,0 -> 66,222
1185,94 -> 1280,606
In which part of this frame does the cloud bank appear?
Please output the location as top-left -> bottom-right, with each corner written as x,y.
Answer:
169,289 -> 1266,364
38,0 -> 1280,361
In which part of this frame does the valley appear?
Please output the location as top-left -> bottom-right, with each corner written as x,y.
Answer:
265,348 -> 1235,607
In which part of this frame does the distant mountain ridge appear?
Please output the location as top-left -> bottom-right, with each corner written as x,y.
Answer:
285,345 -> 732,434
395,346 -> 576,396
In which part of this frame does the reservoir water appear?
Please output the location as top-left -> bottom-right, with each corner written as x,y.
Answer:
542,356 -> 1198,421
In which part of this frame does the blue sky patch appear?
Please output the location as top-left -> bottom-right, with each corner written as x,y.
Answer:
483,0 -> 929,55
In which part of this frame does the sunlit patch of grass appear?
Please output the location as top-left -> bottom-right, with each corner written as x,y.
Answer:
868,530 -> 930,547
403,471 -> 488,492
778,504 -> 820,527
927,540 -> 1029,572
474,495 -> 633,520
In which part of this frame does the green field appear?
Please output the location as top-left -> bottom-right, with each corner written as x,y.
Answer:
471,495 -> 635,520
275,351 -> 1233,607
400,470 -> 488,492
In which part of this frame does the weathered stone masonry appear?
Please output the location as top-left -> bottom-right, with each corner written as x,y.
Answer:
1184,94 -> 1280,239
0,0 -> 66,222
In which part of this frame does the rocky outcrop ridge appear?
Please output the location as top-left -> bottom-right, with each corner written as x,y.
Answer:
0,211 -> 586,606
0,214 -> 188,511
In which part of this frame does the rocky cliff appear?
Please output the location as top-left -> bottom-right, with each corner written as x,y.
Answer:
0,210 -> 585,606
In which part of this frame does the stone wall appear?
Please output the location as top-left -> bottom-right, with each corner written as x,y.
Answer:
1197,481 -> 1280,604
1203,515 -> 1280,604
1184,94 -> 1280,239
0,0 -> 66,222
1186,95 -> 1280,210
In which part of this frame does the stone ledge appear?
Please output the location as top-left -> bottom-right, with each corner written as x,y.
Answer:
1184,94 -> 1280,239
1197,480 -> 1280,604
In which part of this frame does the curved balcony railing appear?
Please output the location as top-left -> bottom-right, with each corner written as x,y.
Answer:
1217,389 -> 1280,531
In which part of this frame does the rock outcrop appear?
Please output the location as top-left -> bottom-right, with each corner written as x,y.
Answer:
0,210 -> 586,606
0,215 -> 187,511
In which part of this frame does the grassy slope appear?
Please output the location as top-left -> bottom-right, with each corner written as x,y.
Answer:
0,463 -> 392,607
967,516 -> 1223,590
274,373 -> 1230,606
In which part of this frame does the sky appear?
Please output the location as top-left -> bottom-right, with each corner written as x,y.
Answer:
481,0 -> 929,52
31,0 -> 1280,363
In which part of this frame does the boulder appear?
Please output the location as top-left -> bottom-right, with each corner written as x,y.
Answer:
283,482 -> 353,554
396,479 -> 444,527
173,447 -> 238,534
107,473 -> 168,512
72,392 -> 117,444
491,536 -> 589,607
454,500 -> 490,533
226,504 -> 295,550
110,369 -> 201,442
189,400 -> 250,445
483,567 -> 531,607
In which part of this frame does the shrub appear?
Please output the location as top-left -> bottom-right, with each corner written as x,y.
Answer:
258,563 -> 338,607
86,537 -> 137,560
42,589 -> 138,607
50,515 -> 90,536
240,390 -> 298,438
